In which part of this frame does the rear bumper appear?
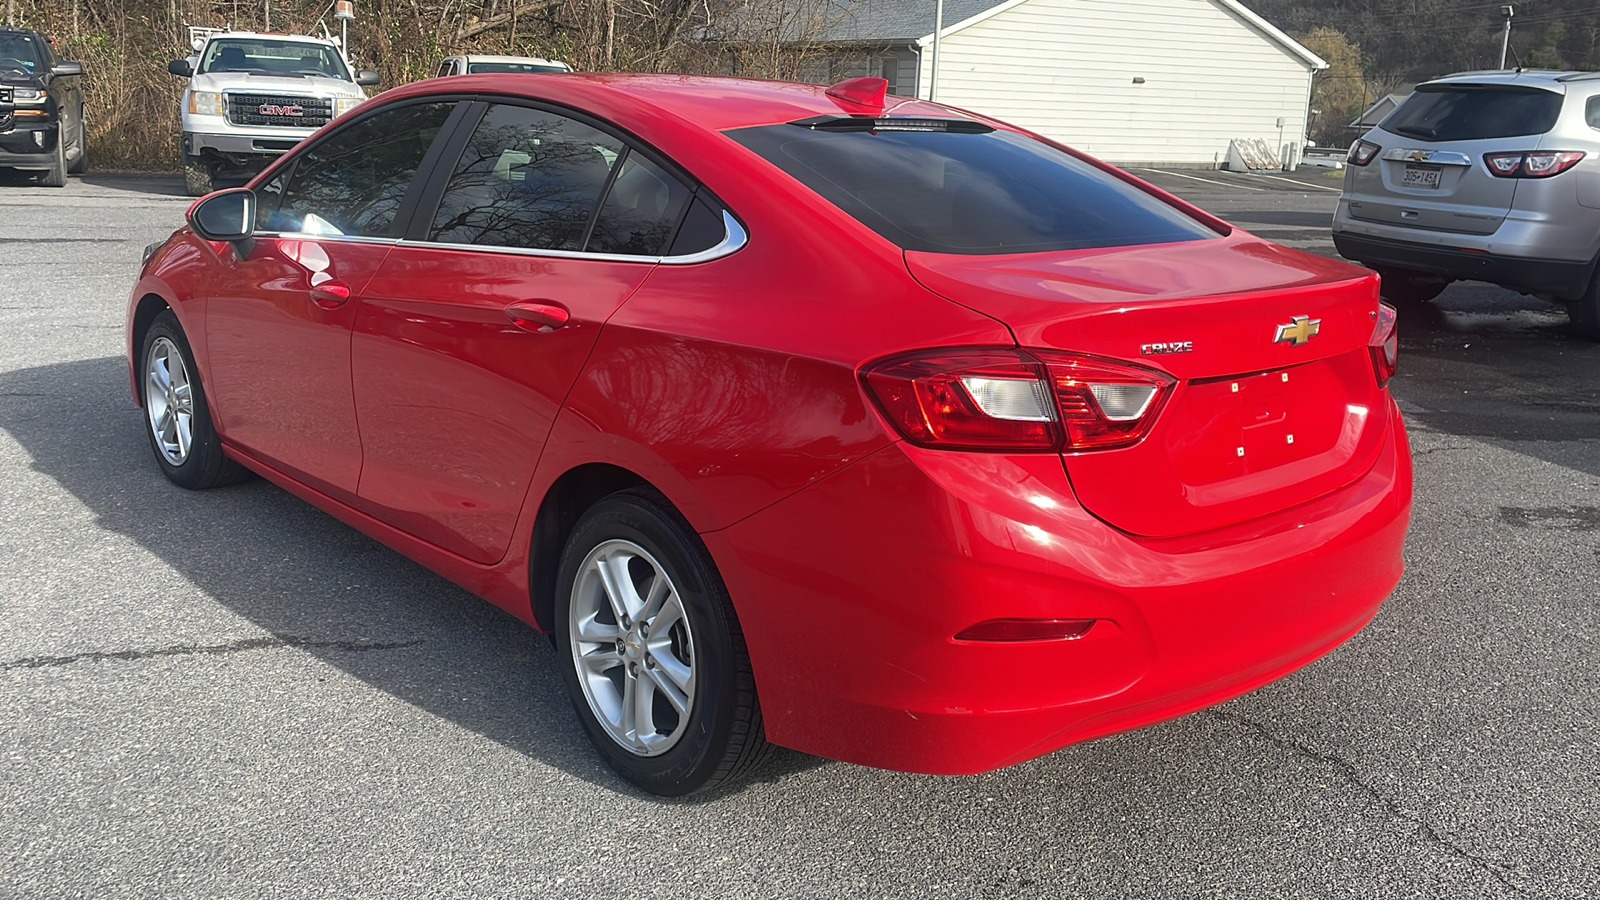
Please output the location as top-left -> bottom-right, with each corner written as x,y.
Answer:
709,399 -> 1412,775
1333,231 -> 1597,299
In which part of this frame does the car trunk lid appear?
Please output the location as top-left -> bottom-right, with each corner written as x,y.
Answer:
907,234 -> 1392,538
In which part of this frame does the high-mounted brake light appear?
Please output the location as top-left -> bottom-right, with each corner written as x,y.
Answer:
861,349 -> 1174,452
1483,150 -> 1585,178
1369,302 -> 1398,387
1348,139 -> 1381,166
789,114 -> 993,134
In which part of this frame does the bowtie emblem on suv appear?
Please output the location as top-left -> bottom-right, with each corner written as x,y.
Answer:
258,103 -> 305,117
1274,315 -> 1321,346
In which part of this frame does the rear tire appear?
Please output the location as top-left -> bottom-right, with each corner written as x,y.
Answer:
140,310 -> 250,489
1376,268 -> 1448,304
183,155 -> 215,196
1568,268 -> 1600,340
554,490 -> 772,797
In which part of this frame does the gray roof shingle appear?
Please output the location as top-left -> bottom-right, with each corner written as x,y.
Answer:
813,0 -> 1011,43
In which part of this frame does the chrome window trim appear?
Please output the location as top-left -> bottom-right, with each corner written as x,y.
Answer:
392,210 -> 748,265
254,231 -> 400,245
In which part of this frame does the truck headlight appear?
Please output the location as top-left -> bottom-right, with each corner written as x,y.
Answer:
11,88 -> 44,102
187,91 -> 224,116
333,96 -> 363,117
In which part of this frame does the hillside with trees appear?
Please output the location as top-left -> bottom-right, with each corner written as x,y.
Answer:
3,0 -> 1597,169
1255,0 -> 1600,144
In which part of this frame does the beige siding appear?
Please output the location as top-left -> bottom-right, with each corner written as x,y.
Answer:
919,0 -> 1316,165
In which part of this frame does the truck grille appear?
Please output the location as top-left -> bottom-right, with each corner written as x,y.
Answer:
225,93 -> 332,129
0,86 -> 12,131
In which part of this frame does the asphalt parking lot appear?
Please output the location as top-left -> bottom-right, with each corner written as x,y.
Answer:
2,170 -> 1597,899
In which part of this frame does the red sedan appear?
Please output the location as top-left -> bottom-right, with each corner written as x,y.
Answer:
127,74 -> 1411,796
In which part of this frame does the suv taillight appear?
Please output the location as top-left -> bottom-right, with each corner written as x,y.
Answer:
1348,139 -> 1381,166
861,349 -> 1174,452
1369,303 -> 1398,387
1483,150 -> 1586,178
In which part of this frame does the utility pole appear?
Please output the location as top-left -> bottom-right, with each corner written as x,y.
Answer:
930,0 -> 944,102
1499,5 -> 1514,69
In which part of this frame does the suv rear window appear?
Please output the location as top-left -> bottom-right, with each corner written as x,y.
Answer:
1381,85 -> 1563,142
728,122 -> 1216,255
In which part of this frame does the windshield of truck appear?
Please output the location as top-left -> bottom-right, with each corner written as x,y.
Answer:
199,38 -> 351,80
0,32 -> 43,73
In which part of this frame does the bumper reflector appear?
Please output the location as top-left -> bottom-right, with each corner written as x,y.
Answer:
955,618 -> 1096,642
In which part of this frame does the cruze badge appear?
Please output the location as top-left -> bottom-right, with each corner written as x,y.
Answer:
258,104 -> 305,117
1274,315 -> 1321,346
1141,341 -> 1193,356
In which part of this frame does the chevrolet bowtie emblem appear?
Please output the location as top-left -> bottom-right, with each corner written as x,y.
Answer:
1407,150 -> 1431,162
1274,315 -> 1321,346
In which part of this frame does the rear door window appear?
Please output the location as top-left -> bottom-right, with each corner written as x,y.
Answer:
1381,86 -> 1563,142
728,122 -> 1216,255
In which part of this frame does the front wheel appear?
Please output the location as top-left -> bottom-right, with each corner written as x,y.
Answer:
67,111 -> 88,175
183,154 -> 214,196
555,491 -> 771,796
37,128 -> 66,187
140,310 -> 249,489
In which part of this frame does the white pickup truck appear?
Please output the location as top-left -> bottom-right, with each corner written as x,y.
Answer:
168,30 -> 379,195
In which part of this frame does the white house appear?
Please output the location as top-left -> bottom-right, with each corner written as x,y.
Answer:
800,0 -> 1327,166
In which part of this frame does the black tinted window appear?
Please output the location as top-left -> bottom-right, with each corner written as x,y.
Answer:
430,104 -> 622,251
273,102 -> 454,237
1588,96 -> 1600,131
669,196 -> 726,256
1383,86 -> 1563,142
587,151 -> 692,255
729,124 -> 1215,254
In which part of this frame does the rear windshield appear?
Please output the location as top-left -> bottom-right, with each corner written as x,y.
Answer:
466,62 -> 568,74
1381,86 -> 1562,142
728,122 -> 1216,255
200,38 -> 351,80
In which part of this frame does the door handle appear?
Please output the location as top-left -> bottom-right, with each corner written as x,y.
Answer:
310,282 -> 352,309
505,301 -> 570,333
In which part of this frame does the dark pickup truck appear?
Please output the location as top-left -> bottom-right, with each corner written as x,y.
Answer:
0,27 -> 87,186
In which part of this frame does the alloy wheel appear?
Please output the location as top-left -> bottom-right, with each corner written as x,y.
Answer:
568,539 -> 696,756
145,336 -> 194,466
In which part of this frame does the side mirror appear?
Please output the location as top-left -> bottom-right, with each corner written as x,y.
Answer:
168,59 -> 193,78
51,60 -> 83,77
188,188 -> 256,248
355,69 -> 381,86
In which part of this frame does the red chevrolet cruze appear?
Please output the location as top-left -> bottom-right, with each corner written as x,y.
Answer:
127,74 -> 1412,796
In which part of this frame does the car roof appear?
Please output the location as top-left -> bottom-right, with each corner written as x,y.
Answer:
375,72 -> 970,133
1423,69 -> 1577,89
207,31 -> 337,45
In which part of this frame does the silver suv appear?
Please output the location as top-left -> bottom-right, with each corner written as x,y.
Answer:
1332,71 -> 1600,337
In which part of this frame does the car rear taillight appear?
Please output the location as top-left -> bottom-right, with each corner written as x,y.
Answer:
1348,139 -> 1381,166
1483,150 -> 1585,178
1035,351 -> 1175,450
1369,302 -> 1398,387
861,349 -> 1174,452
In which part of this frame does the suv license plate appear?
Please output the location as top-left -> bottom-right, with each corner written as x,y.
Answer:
1402,165 -> 1442,189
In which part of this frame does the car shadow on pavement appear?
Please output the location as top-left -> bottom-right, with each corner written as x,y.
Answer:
0,355 -> 824,799
77,173 -> 190,197
1389,284 -> 1600,477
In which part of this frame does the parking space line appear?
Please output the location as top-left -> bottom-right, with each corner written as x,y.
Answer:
1250,173 -> 1344,192
1131,168 -> 1266,192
